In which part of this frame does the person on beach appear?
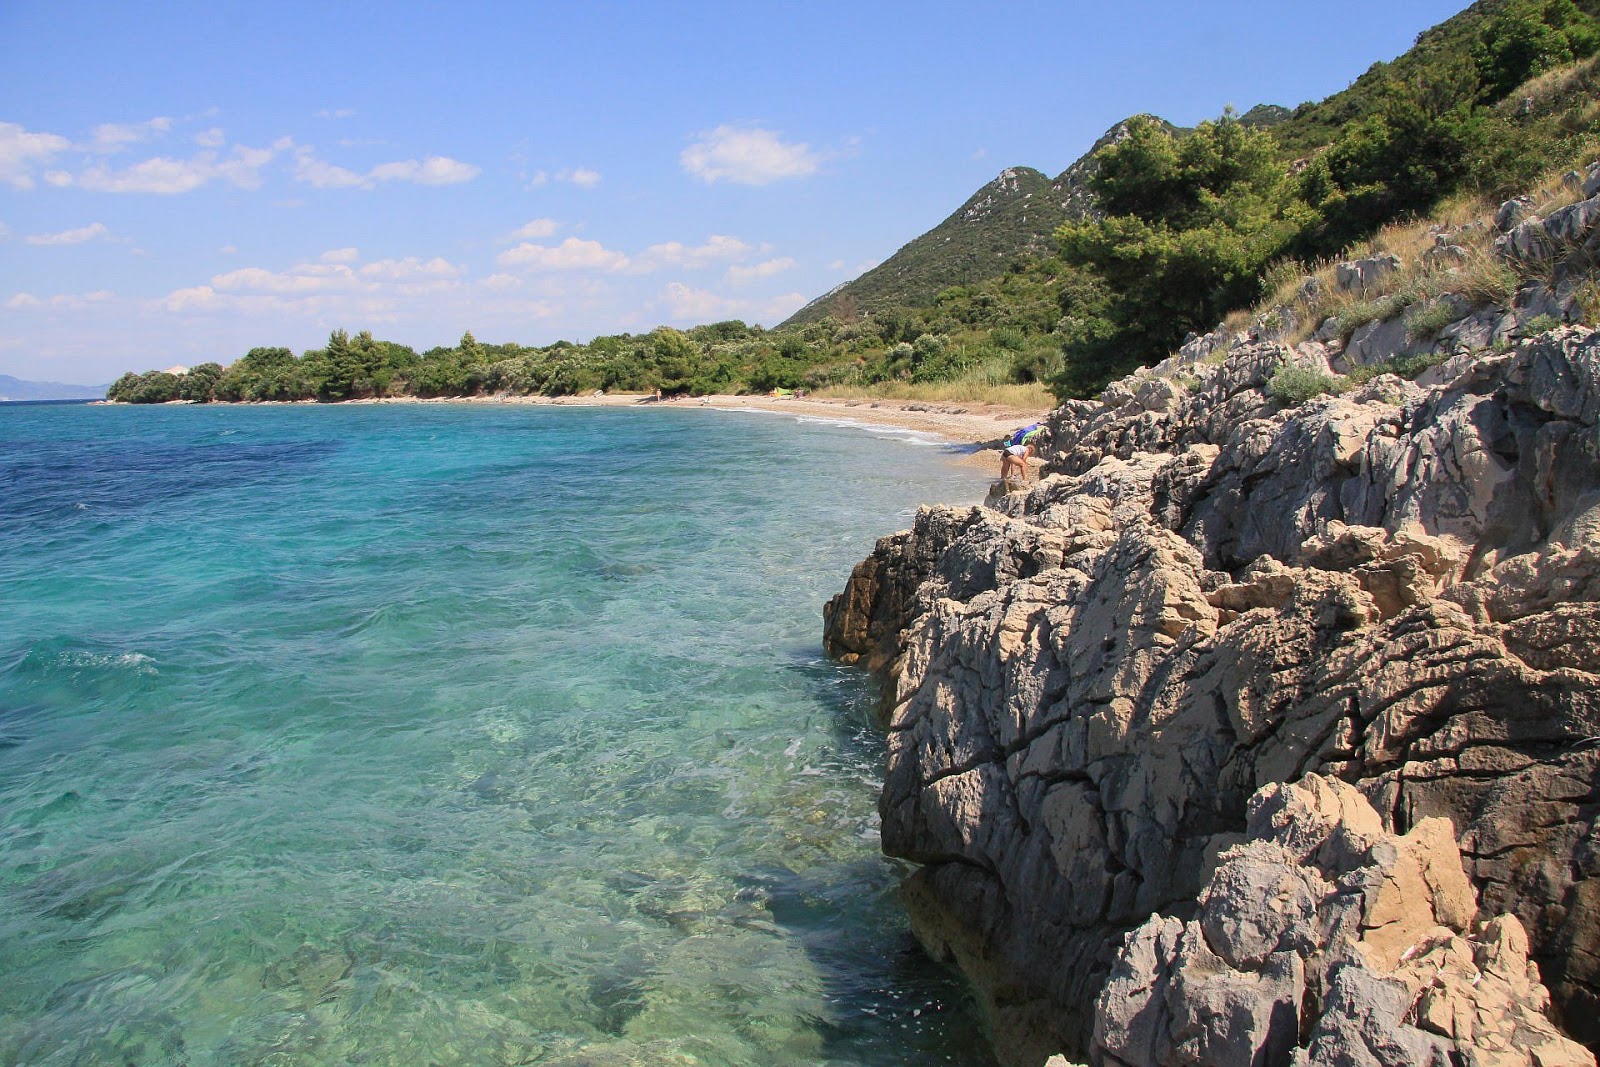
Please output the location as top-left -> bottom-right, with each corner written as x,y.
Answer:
1000,423 -> 1044,483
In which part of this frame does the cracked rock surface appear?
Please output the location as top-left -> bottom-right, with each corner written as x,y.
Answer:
824,327 -> 1600,1065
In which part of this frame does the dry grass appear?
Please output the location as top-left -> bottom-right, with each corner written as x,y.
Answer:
1249,157 -> 1600,347
811,380 -> 1057,408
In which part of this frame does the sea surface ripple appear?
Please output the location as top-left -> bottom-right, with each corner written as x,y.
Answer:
0,402 -> 998,1067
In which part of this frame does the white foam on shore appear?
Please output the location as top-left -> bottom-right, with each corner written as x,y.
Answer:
707,405 -> 951,447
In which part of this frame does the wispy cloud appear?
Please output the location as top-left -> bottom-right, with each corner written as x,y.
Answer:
294,148 -> 480,189
87,117 -> 173,153
506,218 -> 560,240
725,256 -> 796,286
559,166 -> 601,188
680,125 -> 819,186
525,167 -> 601,190
25,222 -> 112,246
6,290 -> 117,310
73,138 -> 294,193
315,108 -> 357,120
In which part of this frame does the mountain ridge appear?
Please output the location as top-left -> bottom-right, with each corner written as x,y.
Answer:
780,117 -> 1172,328
0,374 -> 108,402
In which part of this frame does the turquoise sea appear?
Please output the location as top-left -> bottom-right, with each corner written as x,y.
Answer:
0,403 -> 997,1067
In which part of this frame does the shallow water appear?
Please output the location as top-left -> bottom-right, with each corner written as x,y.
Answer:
0,403 -> 998,1067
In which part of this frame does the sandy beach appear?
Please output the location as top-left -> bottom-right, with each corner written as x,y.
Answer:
353,390 -> 1053,473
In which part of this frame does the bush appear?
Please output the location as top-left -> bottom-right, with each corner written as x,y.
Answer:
1268,364 -> 1343,405
1403,298 -> 1464,342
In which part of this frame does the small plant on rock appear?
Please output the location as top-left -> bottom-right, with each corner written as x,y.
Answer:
1404,299 -> 1463,343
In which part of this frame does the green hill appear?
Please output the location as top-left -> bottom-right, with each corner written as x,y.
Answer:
780,119 -> 1173,327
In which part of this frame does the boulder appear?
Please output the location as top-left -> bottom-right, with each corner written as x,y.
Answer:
1336,254 -> 1402,295
1497,195 -> 1537,231
1091,777 -> 1592,1067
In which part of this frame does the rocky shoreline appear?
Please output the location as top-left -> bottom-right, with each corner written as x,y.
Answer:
825,306 -> 1600,1063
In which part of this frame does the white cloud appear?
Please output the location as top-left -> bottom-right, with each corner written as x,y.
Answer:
659,283 -> 806,325
212,263 -> 361,294
154,249 -> 466,322
294,149 -> 480,189
507,218 -> 559,240
828,259 -> 846,271
50,290 -> 116,309
195,127 -> 226,148
559,166 -> 601,188
87,117 -> 173,153
77,138 -> 292,194
220,244 -> 238,255
292,149 -> 365,189
726,256 -> 797,286
159,285 -> 220,312
357,256 -> 463,281
43,170 -> 74,187
0,222 -> 9,241
368,156 -> 481,185
637,234 -> 753,272
78,156 -> 210,194
481,273 -> 522,291
315,108 -> 356,120
0,122 -> 72,189
680,125 -> 819,185
526,169 -> 549,188
7,290 -> 116,310
972,147 -> 988,161
497,237 -> 630,272
25,222 -> 111,246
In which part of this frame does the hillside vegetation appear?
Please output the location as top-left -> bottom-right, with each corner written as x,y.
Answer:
111,0 -> 1600,407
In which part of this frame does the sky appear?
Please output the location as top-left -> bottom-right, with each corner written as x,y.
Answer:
1,0 -> 1471,385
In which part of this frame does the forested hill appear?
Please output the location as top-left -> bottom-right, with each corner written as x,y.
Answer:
781,0 -> 1597,331
780,119 -> 1157,328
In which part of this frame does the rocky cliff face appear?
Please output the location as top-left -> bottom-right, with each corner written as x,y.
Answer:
824,326 -> 1600,1065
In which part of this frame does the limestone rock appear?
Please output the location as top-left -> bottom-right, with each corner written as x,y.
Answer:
1336,254 -> 1401,295
1498,196 -> 1536,231
1090,777 -> 1592,1067
828,326 -> 1600,1063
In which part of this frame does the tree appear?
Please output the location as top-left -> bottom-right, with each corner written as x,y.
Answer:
1051,113 -> 1297,396
1475,0 -> 1600,101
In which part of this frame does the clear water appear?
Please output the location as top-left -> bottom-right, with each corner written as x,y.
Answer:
0,403 -> 997,1067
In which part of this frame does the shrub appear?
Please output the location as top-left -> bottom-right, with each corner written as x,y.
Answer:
1404,298 -> 1465,342
1345,349 -> 1451,384
1268,364 -> 1343,405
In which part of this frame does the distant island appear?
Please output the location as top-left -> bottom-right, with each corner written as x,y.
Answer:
0,374 -> 107,403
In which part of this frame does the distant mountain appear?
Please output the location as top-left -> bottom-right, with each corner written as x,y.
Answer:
0,374 -> 108,402
780,118 -> 1177,327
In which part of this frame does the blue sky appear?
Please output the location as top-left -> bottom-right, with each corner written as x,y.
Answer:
2,0 -> 1468,384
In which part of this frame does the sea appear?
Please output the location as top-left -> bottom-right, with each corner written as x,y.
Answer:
0,402 -> 1000,1067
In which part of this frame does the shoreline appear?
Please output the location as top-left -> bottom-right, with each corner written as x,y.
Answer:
117,391 -> 1054,475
